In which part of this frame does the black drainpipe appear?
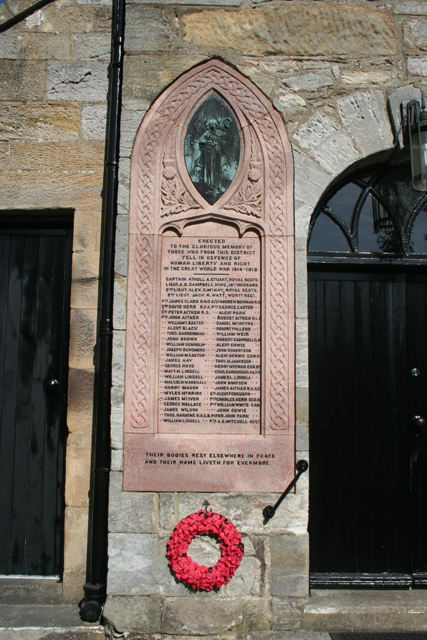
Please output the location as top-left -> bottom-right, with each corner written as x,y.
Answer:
79,0 -> 125,623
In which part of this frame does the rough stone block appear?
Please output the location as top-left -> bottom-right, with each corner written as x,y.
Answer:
92,6 -> 112,32
111,408 -> 124,450
0,171 -> 103,209
30,5 -> 93,33
112,330 -> 126,387
407,57 -> 427,76
109,471 -> 155,533
295,250 -> 308,320
68,308 -> 97,369
122,53 -> 205,103
0,2 -> 14,26
115,214 -> 129,277
404,19 -> 427,50
242,597 -> 271,632
225,554 -> 262,597
47,61 -> 108,102
271,597 -> 304,630
248,633 -> 329,640
296,385 -> 308,418
129,0 -> 242,4
111,448 -> 123,471
119,109 -> 146,158
76,0 -> 111,5
107,533 -> 194,596
178,490 -> 308,535
182,5 -> 397,57
237,65 -> 275,97
395,2 -> 427,15
338,90 -> 393,158
8,140 -> 105,173
0,103 -> 80,141
274,92 -> 306,119
73,208 -> 99,253
75,33 -> 111,60
295,319 -> 308,389
117,157 -> 131,214
103,595 -> 162,633
111,385 -> 124,410
161,598 -> 244,635
125,6 -> 172,53
0,33 -> 23,58
293,150 -> 331,208
293,113 -> 360,177
296,425 -> 309,455
64,432 -> 91,507
159,493 -> 177,531
81,103 -> 107,140
294,202 -> 313,250
113,275 -> 127,330
67,367 -> 94,432
270,534 -> 309,576
71,250 -> 99,309
270,535 -> 309,597
63,506 -> 88,593
21,33 -> 74,60
0,60 -> 46,100
341,70 -> 394,85
283,73 -> 334,93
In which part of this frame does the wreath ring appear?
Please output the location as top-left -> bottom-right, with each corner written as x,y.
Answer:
166,511 -> 244,591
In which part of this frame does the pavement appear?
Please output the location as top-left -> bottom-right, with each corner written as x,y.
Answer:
0,605 -> 104,640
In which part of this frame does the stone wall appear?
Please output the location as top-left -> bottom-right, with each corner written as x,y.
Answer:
105,0 -> 427,635
0,0 -> 110,601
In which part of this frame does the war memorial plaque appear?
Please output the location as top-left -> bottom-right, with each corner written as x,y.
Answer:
123,60 -> 295,492
159,233 -> 260,435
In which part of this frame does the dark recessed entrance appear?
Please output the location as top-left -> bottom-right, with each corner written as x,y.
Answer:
308,165 -> 427,588
0,213 -> 73,577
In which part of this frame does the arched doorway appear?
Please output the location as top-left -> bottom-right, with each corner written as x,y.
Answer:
308,163 -> 427,588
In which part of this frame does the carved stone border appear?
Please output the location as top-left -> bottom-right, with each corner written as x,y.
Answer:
125,59 -> 294,436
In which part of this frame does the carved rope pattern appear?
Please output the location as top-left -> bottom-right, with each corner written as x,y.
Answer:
130,234 -> 153,430
259,117 -> 288,236
269,235 -> 290,430
158,69 -> 268,123
135,118 -> 166,235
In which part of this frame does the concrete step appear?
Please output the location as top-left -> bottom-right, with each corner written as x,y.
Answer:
0,605 -> 104,640
304,590 -> 427,633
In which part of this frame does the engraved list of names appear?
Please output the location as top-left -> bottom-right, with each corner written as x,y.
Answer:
159,233 -> 261,435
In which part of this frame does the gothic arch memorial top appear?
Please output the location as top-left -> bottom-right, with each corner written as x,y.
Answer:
123,59 -> 295,492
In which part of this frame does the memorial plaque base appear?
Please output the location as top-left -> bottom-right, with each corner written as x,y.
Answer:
123,433 -> 294,492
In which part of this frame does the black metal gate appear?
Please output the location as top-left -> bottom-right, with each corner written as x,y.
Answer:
309,266 -> 427,587
0,213 -> 73,577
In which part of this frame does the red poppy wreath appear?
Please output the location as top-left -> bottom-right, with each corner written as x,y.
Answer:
166,511 -> 244,591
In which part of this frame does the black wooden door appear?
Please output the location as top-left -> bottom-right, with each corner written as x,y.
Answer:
309,266 -> 427,587
0,215 -> 72,577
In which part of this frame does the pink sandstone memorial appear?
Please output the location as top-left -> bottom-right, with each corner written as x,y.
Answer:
123,60 -> 295,492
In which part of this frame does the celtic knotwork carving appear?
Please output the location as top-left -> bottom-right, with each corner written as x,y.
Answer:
224,128 -> 262,218
160,138 -> 200,217
135,118 -> 166,235
259,117 -> 288,236
158,67 -> 268,123
129,234 -> 153,430
269,236 -> 290,430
